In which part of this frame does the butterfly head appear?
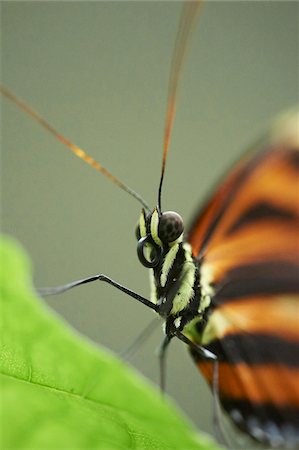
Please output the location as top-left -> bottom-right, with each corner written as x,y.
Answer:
136,208 -> 184,269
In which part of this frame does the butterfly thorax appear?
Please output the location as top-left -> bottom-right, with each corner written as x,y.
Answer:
136,208 -> 212,339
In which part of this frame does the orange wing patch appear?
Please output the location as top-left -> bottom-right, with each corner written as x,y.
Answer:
201,295 -> 299,345
198,362 -> 299,407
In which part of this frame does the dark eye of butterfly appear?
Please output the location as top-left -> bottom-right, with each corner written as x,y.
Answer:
158,211 -> 184,244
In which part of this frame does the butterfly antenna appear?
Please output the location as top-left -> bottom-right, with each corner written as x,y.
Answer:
157,0 -> 203,212
1,84 -> 150,212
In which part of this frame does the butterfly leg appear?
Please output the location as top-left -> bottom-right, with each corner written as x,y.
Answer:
37,274 -> 158,311
176,331 -> 217,361
176,332 -> 230,445
157,334 -> 173,394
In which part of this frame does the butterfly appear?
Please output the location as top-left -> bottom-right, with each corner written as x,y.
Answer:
2,1 -> 299,448
186,113 -> 299,447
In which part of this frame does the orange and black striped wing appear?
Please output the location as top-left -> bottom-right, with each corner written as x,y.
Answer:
187,111 -> 299,447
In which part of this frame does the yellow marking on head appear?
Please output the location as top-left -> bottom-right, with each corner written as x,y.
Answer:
160,243 -> 179,287
139,210 -> 147,238
150,209 -> 163,247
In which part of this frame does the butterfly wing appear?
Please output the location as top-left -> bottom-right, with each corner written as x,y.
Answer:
186,111 -> 299,447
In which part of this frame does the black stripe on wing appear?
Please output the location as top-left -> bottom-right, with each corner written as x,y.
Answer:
213,260 -> 299,304
227,201 -> 297,236
201,333 -> 299,367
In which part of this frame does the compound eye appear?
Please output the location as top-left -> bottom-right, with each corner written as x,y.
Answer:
158,211 -> 184,243
137,235 -> 162,268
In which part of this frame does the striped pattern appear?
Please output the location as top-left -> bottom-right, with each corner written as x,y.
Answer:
186,112 -> 299,447
160,244 -> 180,287
153,242 -> 199,327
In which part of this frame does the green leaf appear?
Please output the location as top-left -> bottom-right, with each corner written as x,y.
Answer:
0,236 -> 220,449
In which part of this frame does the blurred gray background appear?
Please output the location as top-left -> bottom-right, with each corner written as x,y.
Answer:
2,0 -> 298,439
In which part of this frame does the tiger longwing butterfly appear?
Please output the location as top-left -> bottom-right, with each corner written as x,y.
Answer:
2,1 -> 298,448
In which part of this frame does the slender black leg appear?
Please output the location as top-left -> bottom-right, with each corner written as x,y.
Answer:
37,274 -> 158,312
176,333 -> 228,446
157,334 -> 173,394
176,331 -> 217,361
